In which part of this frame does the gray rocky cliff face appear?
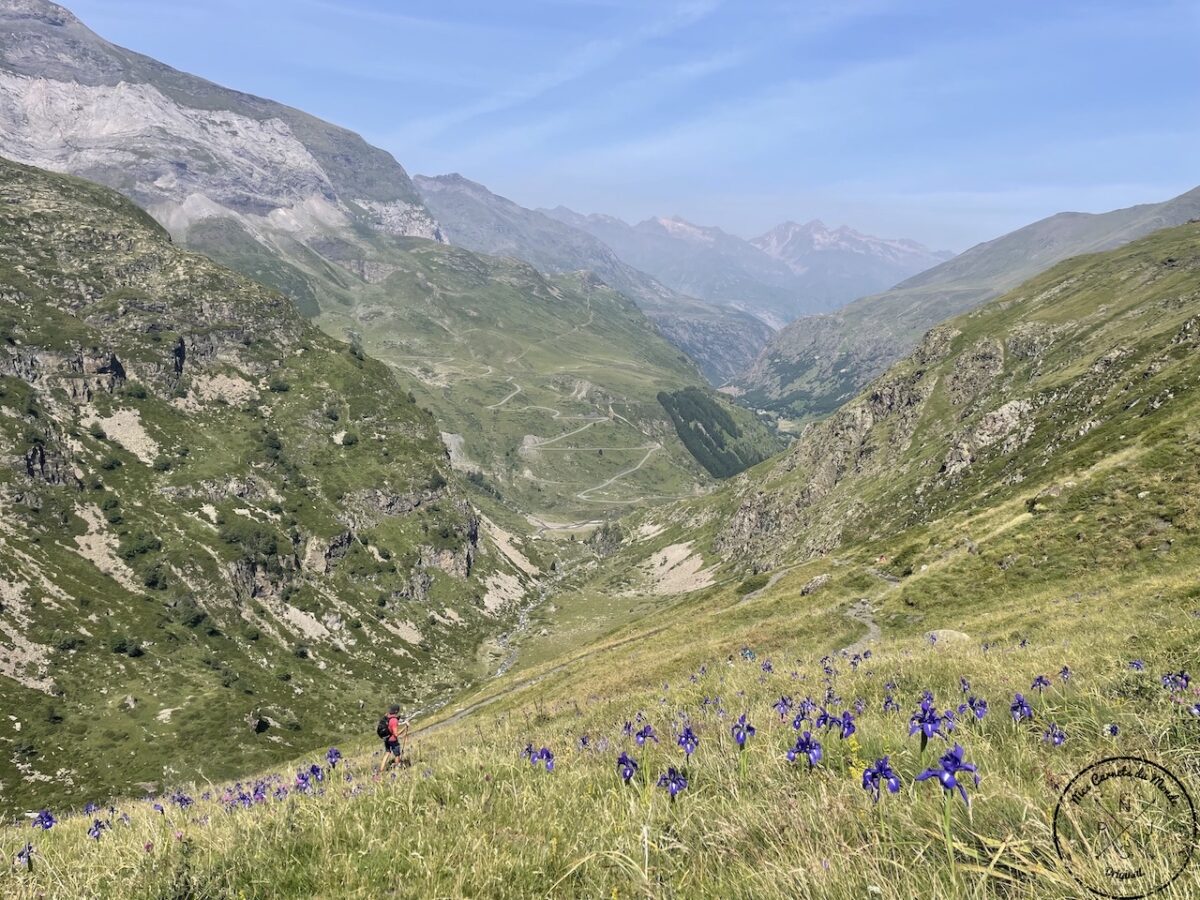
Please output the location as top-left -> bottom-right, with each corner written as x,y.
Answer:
0,1 -> 444,251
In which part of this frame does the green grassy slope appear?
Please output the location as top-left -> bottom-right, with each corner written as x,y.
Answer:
202,217 -> 761,523
0,157 -> 533,816
719,222 -> 1200,568
5,214 -> 1199,900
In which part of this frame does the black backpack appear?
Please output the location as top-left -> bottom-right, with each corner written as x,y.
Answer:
376,716 -> 391,740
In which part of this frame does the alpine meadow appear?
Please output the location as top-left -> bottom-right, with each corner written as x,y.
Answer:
0,2 -> 1197,898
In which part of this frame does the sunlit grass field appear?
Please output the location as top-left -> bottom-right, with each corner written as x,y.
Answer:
5,528 -> 1198,898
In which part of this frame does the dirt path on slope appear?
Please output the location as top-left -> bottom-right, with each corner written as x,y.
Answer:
576,444 -> 660,503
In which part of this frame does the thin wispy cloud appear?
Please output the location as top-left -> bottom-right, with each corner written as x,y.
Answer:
391,0 -> 725,145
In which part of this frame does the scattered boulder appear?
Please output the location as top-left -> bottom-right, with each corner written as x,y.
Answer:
926,629 -> 970,645
800,574 -> 831,596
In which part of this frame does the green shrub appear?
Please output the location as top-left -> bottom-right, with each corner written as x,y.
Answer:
117,529 -> 162,560
219,519 -> 279,560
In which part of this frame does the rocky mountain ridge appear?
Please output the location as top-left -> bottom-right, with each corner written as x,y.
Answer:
0,0 -> 769,519
0,0 -> 442,245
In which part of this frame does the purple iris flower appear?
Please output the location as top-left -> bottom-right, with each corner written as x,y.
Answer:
1129,660 -> 1146,671
910,697 -> 948,746
636,724 -> 658,746
762,660 -> 774,673
883,695 -> 900,713
836,711 -> 856,740
532,747 -> 554,772
1189,704 -> 1200,717
731,714 -> 756,747
1011,693 -> 1033,722
787,731 -> 822,768
1031,675 -> 1051,693
87,819 -> 108,841
854,698 -> 866,716
862,757 -> 902,802
617,752 -> 638,783
622,721 -> 634,737
959,677 -> 970,694
957,697 -> 988,720
916,744 -> 980,805
16,842 -> 33,868
1162,671 -> 1191,693
1059,666 -> 1071,683
1043,723 -> 1066,746
657,767 -> 688,799
773,696 -> 794,719
84,802 -> 99,815
31,810 -> 55,830
326,748 -> 342,769
1104,723 -> 1120,737
678,725 -> 699,756
814,708 -> 835,731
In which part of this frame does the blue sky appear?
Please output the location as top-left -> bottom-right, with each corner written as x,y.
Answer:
67,0 -> 1199,250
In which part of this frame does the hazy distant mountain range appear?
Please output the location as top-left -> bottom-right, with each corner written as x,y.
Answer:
413,173 -> 774,382
541,206 -> 951,327
736,184 -> 1200,422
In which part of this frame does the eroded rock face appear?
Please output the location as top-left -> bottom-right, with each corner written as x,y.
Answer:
946,339 -> 1003,408
23,440 -> 80,487
718,362 -> 935,566
941,399 -> 1034,478
0,4 -> 448,297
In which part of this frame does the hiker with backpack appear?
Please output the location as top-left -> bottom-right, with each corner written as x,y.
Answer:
377,704 -> 410,774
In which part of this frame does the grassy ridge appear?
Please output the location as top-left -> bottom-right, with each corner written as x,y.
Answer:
0,158 -> 520,816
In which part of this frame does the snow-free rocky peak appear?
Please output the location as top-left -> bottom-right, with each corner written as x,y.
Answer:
0,0 -> 443,244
